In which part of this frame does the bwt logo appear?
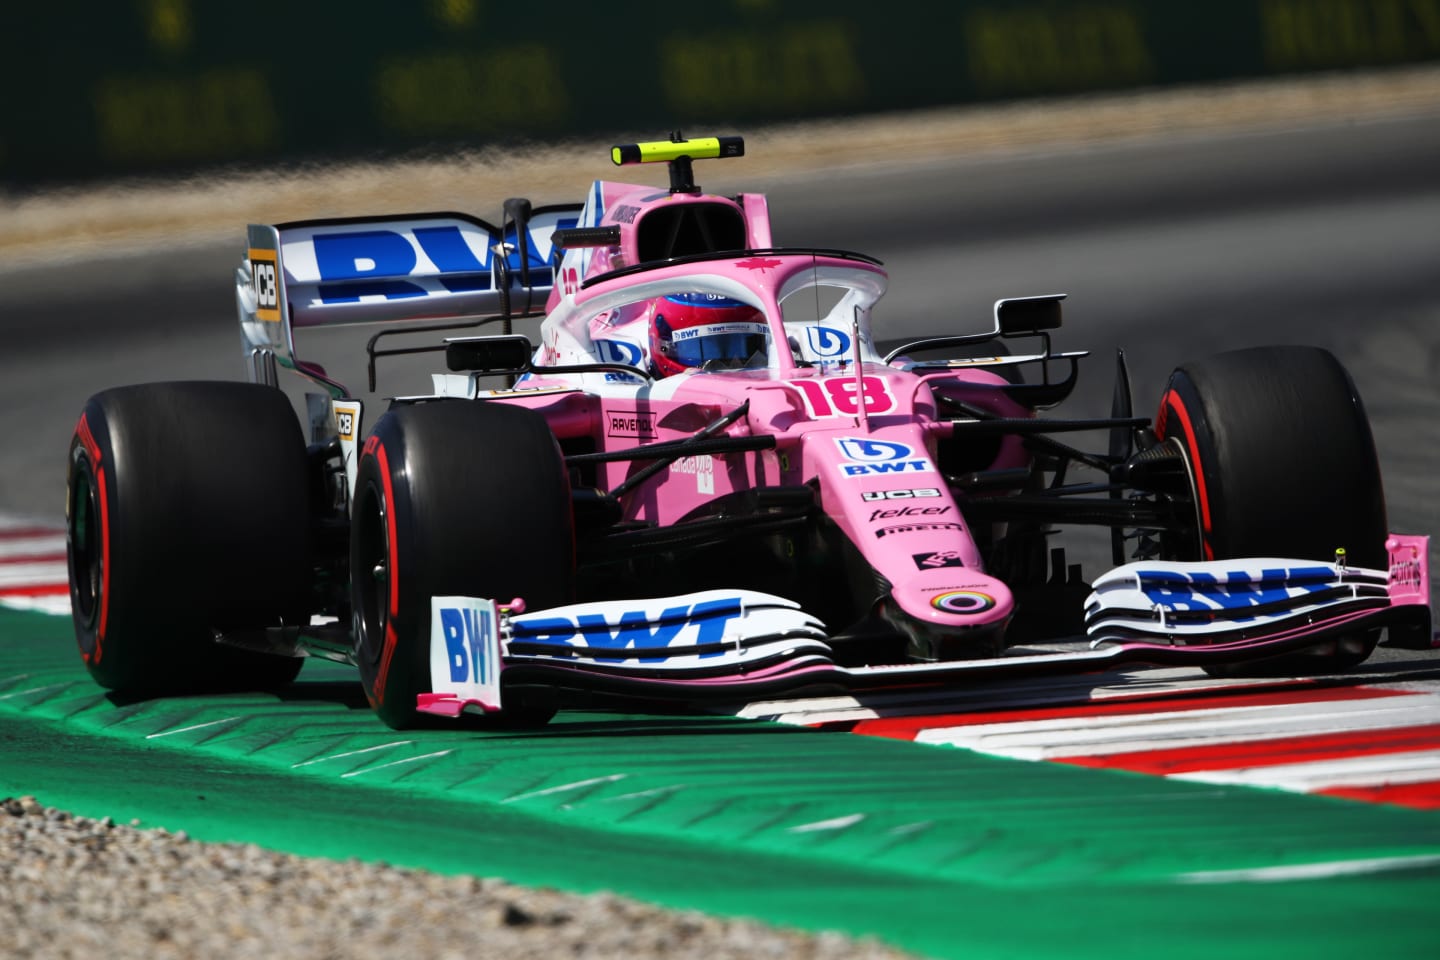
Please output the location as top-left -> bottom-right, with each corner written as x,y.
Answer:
837,438 -> 912,462
515,599 -> 743,663
440,606 -> 494,685
309,225 -> 494,302
805,326 -> 852,358
836,437 -> 934,476
1139,567 -> 1333,612
594,339 -> 645,366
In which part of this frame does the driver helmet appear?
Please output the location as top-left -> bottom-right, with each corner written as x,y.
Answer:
648,293 -> 769,378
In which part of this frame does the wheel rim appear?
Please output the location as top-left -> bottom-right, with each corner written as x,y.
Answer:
67,463 -> 102,633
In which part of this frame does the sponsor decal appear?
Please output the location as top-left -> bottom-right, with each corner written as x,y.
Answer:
804,326 -> 852,358
913,550 -> 966,570
876,521 -> 964,539
869,505 -> 951,522
672,321 -> 768,341
792,377 -> 896,418
249,249 -> 280,322
930,590 -> 997,614
608,409 -> 657,439
834,438 -> 934,477
309,224 -> 491,302
1137,566 -> 1334,612
514,597 -> 743,663
671,453 -> 715,494
430,597 -> 503,710
594,338 -> 645,366
611,204 -> 641,224
604,372 -> 644,384
334,410 -> 356,442
439,605 -> 497,685
862,488 -> 941,501
1391,559 -> 1423,589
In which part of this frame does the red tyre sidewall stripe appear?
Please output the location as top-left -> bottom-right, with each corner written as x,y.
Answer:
1159,389 -> 1215,560
372,440 -> 400,705
74,413 -> 111,664
96,466 -> 111,659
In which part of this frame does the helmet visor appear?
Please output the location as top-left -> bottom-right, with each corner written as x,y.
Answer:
667,321 -> 770,369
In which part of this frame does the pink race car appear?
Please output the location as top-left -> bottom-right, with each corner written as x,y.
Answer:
66,136 -> 1432,728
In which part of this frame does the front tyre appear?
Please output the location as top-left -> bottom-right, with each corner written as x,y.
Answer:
1156,345 -> 1387,674
351,401 -> 574,729
66,382 -> 311,694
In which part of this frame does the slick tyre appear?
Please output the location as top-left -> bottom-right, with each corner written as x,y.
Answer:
351,401 -> 574,729
66,382 -> 310,694
1156,346 -> 1387,675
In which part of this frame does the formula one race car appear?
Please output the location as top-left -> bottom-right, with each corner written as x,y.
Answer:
65,136 -> 1433,728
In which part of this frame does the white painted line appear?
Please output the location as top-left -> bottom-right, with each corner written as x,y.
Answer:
1172,748 -> 1440,792
0,681 -> 75,701
0,562 -> 68,587
915,696 -> 1440,759
608,784 -> 688,802
340,750 -> 453,778
502,774 -> 628,804
741,670 -> 1305,725
0,534 -> 65,559
145,717 -> 241,739
1178,854 -> 1440,883
0,595 -> 71,616
0,517 -> 58,533
788,813 -> 865,833
290,740 -> 416,767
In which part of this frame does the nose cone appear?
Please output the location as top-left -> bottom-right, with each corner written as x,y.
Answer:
890,571 -> 1015,630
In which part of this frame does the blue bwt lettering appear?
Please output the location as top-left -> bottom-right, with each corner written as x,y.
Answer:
441,606 -> 492,684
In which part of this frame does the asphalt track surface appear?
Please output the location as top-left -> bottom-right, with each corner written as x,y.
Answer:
2,98 -> 1440,957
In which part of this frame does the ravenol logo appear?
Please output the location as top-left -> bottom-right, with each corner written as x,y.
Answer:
514,598 -> 744,663
440,605 -> 494,685
835,438 -> 934,478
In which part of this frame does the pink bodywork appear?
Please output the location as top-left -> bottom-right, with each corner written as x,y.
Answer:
489,178 -> 1036,641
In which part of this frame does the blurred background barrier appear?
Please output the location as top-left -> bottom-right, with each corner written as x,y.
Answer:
7,0 -> 1438,185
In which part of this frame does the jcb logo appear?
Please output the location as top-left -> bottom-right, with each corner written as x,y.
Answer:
335,412 -> 355,441
250,252 -> 280,322
862,488 -> 941,501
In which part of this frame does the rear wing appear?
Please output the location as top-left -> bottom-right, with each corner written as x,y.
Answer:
236,205 -> 580,394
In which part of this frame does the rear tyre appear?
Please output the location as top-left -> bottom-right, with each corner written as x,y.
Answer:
351,401 -> 574,729
66,382 -> 310,694
1155,346 -> 1387,675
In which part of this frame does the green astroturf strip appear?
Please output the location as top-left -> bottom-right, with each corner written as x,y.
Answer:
2,608 -> 1438,959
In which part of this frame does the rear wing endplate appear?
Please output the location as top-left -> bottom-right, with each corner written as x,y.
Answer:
236,206 -> 580,393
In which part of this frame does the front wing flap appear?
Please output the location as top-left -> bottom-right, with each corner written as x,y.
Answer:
418,537 -> 1433,718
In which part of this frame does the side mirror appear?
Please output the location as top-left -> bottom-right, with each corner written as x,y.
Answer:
446,335 -> 534,376
995,294 -> 1065,336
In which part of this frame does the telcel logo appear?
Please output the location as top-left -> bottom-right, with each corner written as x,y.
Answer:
870,505 -> 950,522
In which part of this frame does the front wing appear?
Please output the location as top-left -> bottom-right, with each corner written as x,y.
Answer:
417,536 -> 1433,718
